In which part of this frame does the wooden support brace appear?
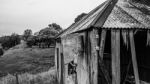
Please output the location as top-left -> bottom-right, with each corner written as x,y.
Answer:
111,30 -> 120,84
129,30 -> 140,84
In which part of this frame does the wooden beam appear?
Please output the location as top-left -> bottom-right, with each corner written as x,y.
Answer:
58,43 -> 61,84
77,35 -> 85,84
111,30 -> 120,84
87,31 -> 92,84
55,42 -> 60,84
57,42 -> 64,84
98,29 -> 111,84
54,43 -> 58,79
99,29 -> 107,59
60,53 -> 64,84
129,30 -> 140,84
89,29 -> 98,84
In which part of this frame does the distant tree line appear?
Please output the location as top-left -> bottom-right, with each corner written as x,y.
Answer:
0,13 -> 90,56
0,13 -> 88,51
0,33 -> 21,50
0,33 -> 21,56
0,23 -> 62,52
26,35 -> 55,48
23,23 -> 62,48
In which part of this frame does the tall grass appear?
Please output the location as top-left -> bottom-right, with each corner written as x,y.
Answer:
0,69 -> 57,84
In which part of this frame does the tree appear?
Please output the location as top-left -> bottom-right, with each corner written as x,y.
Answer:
25,23 -> 62,48
74,13 -> 87,23
0,33 -> 21,49
23,29 -> 32,41
39,28 -> 56,36
0,44 -> 3,56
39,23 -> 62,37
33,23 -> 62,48
11,33 -> 20,46
0,48 -> 3,56
50,23 -> 62,33
26,36 -> 36,47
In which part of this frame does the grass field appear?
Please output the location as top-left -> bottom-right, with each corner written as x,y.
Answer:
0,69 -> 56,84
0,43 -> 55,76
0,42 -> 56,84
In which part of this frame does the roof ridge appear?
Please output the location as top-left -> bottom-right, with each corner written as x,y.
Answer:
93,0 -> 118,27
91,0 -> 113,26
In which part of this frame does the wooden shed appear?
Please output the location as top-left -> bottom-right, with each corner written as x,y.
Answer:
55,0 -> 150,84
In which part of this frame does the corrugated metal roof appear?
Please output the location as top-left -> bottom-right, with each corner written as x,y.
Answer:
103,5 -> 145,28
58,0 -> 150,38
102,0 -> 150,28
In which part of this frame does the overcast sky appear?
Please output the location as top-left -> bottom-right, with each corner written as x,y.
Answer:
0,0 -> 106,36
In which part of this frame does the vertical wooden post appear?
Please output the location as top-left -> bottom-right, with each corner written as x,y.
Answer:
60,53 -> 64,84
92,29 -> 99,84
99,29 -> 107,60
90,28 -> 98,84
56,40 -> 62,84
60,42 -> 64,84
15,74 -> 19,84
111,30 -> 120,84
55,41 -> 60,84
77,36 -> 85,84
87,31 -> 92,84
129,30 -> 140,84
55,43 -> 59,84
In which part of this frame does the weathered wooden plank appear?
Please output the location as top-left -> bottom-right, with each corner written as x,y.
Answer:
99,29 -> 107,59
60,42 -> 65,84
111,30 -> 120,84
94,29 -> 99,84
129,30 -> 140,84
98,29 -> 111,84
55,42 -> 58,81
77,35 -> 89,84
55,42 -> 60,84
58,43 -> 61,84
77,36 -> 83,84
56,48 -> 59,83
15,74 -> 19,84
122,30 -> 129,49
85,31 -> 90,84
57,42 -> 64,84
115,30 -> 120,84
61,53 -> 64,84
147,30 -> 150,46
89,29 -> 98,84
87,31 -> 92,84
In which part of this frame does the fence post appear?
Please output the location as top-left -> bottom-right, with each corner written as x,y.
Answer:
15,73 -> 19,84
